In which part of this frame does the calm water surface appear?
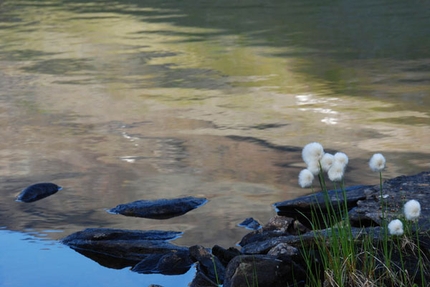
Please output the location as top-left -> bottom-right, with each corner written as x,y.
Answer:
0,0 -> 429,286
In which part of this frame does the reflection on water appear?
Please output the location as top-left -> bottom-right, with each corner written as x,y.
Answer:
0,0 -> 429,285
0,229 -> 195,287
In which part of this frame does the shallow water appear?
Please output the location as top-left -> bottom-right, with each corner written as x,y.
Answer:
0,0 -> 429,286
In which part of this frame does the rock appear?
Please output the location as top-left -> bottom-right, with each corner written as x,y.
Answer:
211,245 -> 241,267
274,185 -> 372,229
238,217 -> 261,230
15,182 -> 62,203
263,215 -> 294,232
349,171 -> 430,229
107,196 -> 208,219
131,250 -> 193,275
240,227 -> 384,254
61,228 -> 187,269
189,245 -> 225,284
189,271 -> 219,287
238,216 -> 294,248
267,242 -> 299,257
223,255 -> 306,287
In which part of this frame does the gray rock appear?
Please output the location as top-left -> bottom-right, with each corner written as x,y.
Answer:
267,242 -> 299,257
107,196 -> 208,219
16,182 -> 62,203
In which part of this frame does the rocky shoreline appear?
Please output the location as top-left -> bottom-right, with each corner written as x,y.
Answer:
60,171 -> 429,286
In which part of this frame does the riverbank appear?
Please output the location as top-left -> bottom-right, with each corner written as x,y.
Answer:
62,171 -> 430,286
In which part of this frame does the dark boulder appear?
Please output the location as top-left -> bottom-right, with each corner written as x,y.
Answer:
16,182 -> 62,203
61,228 -> 187,269
107,196 -> 208,219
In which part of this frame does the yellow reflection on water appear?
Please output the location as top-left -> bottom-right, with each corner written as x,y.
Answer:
0,1 -> 428,249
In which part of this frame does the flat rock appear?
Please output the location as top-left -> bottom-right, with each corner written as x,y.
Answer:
274,185 -> 372,228
349,171 -> 430,229
16,182 -> 62,203
61,228 -> 186,269
240,226 -> 384,254
107,196 -> 208,219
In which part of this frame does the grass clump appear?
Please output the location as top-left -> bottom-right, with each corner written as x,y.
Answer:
297,143 -> 429,287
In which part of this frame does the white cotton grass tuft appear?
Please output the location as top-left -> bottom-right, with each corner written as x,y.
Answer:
334,152 -> 349,168
404,199 -> 421,221
327,162 -> 345,182
369,153 -> 386,172
388,219 -> 404,236
302,142 -> 324,166
306,160 -> 321,176
298,169 -> 314,188
320,153 -> 334,172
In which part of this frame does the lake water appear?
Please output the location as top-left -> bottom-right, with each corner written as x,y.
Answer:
0,0 -> 429,286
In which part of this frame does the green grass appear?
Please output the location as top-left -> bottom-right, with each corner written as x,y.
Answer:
298,153 -> 429,287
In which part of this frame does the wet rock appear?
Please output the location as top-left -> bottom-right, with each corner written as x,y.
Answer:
61,228 -> 187,269
274,185 -> 372,228
107,196 -> 208,219
189,245 -> 225,284
15,182 -> 62,203
223,255 -> 306,287
238,217 -> 261,230
131,250 -> 193,275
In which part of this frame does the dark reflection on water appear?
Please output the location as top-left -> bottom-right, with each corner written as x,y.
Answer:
0,229 -> 195,287
0,0 -> 429,286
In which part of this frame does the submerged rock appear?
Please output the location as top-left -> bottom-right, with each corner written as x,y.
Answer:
15,182 -> 62,203
61,228 -> 188,270
107,196 -> 208,219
